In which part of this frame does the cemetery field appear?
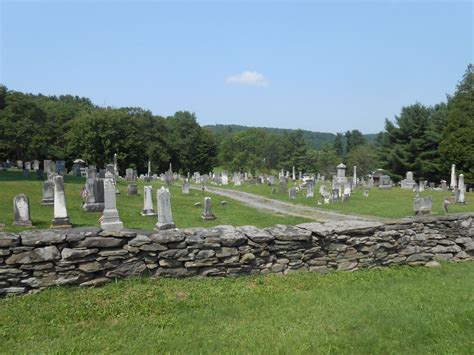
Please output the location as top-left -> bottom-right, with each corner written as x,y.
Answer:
0,262 -> 473,353
0,170 -> 308,232
213,182 -> 474,219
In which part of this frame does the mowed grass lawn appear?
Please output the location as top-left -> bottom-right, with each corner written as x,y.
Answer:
0,262 -> 473,353
215,180 -> 474,219
0,170 -> 308,232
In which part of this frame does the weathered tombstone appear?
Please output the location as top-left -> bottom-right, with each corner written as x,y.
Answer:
256,177 -> 262,185
289,187 -> 297,200
353,166 -> 357,186
401,171 -> 416,189
413,196 -> 432,215
456,174 -> 465,204
306,181 -> 314,198
268,176 -> 275,186
147,160 -> 151,177
51,175 -> 72,228
41,178 -> 54,206
56,160 -> 66,175
82,177 -> 105,212
319,184 -> 326,196
13,194 -> 32,226
279,177 -> 287,194
33,160 -> 39,171
25,162 -> 32,171
221,172 -> 229,185
201,196 -> 216,221
86,166 -> 97,180
141,186 -> 156,216
292,166 -> 296,180
299,171 -> 302,181
43,160 -> 51,174
127,183 -> 138,196
429,182 -> 435,189
113,153 -> 119,177
450,164 -> 457,189
343,186 -> 351,202
336,163 -> 347,184
182,180 -> 190,194
125,168 -> 134,182
441,180 -> 447,191
363,188 -> 370,197
100,171 -> 123,231
378,175 -> 392,189
17,160 -> 23,169
155,187 -> 175,230
234,173 -> 242,186
418,181 -> 425,193
332,189 -> 339,202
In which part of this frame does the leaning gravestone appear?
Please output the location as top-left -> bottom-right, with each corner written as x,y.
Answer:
141,186 -> 156,216
413,196 -> 432,215
41,178 -> 54,206
100,171 -> 123,231
201,196 -> 216,221
51,175 -> 72,228
13,194 -> 33,226
155,187 -> 175,230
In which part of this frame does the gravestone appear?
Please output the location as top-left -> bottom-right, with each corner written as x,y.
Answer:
343,186 -> 351,202
17,160 -> 23,169
401,171 -> 416,189
113,153 -> 119,177
450,164 -> 456,189
332,189 -> 340,202
456,174 -> 465,204
100,171 -> 123,231
33,160 -> 39,171
353,166 -> 357,186
418,181 -> 425,193
363,188 -> 370,197
125,168 -> 134,182
299,171 -> 302,180
51,175 -> 72,228
234,173 -> 242,186
182,181 -> 190,194
24,162 -> 31,171
440,180 -> 447,191
155,187 -> 175,230
378,175 -> 392,189
147,160 -> 151,177
221,172 -> 229,185
289,187 -> 297,200
279,177 -> 287,194
82,178 -> 105,212
99,169 -> 106,179
443,197 -> 450,214
256,177 -> 262,185
56,160 -> 66,175
86,166 -> 97,180
292,166 -> 296,180
13,194 -> 32,226
319,184 -> 326,196
41,178 -> 54,206
306,181 -> 314,198
413,196 -> 432,215
141,186 -> 156,216
127,183 -> 138,196
268,176 -> 275,186
201,196 -> 216,221
336,163 -> 347,184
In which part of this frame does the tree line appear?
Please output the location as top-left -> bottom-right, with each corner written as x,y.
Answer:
0,64 -> 472,183
0,88 -> 217,175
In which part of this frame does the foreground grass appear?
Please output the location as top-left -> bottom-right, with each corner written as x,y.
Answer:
215,181 -> 474,219
0,262 -> 473,353
0,170 -> 308,232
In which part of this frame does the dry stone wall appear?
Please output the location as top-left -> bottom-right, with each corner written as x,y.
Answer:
1,214 -> 473,297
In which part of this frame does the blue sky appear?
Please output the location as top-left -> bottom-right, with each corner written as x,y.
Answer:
1,0 -> 472,133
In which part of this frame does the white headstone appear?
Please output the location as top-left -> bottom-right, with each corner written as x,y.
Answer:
100,171 -> 123,230
141,186 -> 156,216
13,194 -> 32,226
450,164 -> 457,189
155,187 -> 175,230
457,174 -> 465,204
201,196 -> 216,220
51,175 -> 72,228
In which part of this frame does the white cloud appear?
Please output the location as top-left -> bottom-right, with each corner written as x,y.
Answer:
226,71 -> 269,87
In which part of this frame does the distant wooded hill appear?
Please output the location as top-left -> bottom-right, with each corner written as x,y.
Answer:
205,124 -> 378,149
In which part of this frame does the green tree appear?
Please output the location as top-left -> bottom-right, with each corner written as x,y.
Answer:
346,145 -> 379,177
345,129 -> 366,153
440,64 -> 474,184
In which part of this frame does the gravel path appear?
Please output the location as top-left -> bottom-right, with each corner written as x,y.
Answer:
196,186 -> 381,222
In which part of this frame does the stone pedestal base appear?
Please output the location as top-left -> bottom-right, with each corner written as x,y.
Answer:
51,217 -> 72,228
201,213 -> 216,221
14,220 -> 33,227
41,199 -> 54,206
155,222 -> 176,230
83,203 -> 105,212
100,209 -> 123,231
141,209 -> 157,217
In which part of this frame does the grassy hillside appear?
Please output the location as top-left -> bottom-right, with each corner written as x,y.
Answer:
205,124 -> 378,149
